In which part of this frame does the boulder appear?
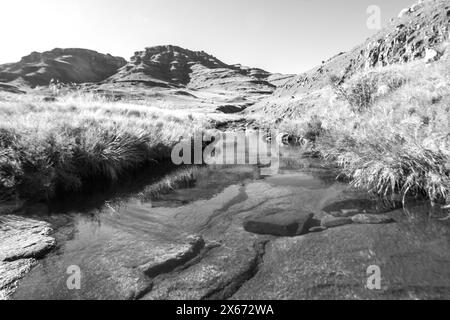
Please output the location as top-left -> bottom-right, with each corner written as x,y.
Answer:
0,216 -> 56,262
138,235 -> 205,277
0,216 -> 56,300
243,211 -> 314,237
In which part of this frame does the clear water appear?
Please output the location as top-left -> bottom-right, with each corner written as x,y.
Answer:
11,146 -> 450,300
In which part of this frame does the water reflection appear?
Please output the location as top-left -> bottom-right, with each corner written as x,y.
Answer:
10,145 -> 450,300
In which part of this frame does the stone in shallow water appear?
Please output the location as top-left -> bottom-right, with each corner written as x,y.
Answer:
0,215 -> 56,300
243,211 -> 314,237
323,199 -> 402,217
138,235 -> 205,277
321,215 -> 353,228
0,259 -> 36,300
351,214 -> 394,224
0,215 -> 56,262
309,226 -> 327,233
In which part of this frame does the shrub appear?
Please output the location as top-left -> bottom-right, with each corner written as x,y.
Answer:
343,73 -> 379,112
331,70 -> 407,113
304,116 -> 325,142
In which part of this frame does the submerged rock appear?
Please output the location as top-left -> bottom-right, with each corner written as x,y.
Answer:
233,220 -> 450,300
0,259 -> 36,300
11,215 -> 206,300
321,215 -> 353,228
139,235 -> 205,277
351,214 -> 394,224
323,199 -> 402,217
243,211 -> 314,237
0,216 -> 56,262
309,226 -> 327,233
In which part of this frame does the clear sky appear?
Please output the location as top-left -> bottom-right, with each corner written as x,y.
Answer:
0,0 -> 414,74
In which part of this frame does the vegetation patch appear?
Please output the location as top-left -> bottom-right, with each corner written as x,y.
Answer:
0,93 -> 207,201
278,60 -> 450,205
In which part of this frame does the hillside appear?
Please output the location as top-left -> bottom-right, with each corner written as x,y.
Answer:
0,48 -> 126,87
270,0 -> 449,99
0,45 -> 295,113
106,45 -> 285,95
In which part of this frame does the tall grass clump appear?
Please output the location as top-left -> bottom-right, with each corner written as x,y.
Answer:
330,69 -> 407,113
277,58 -> 450,206
322,134 -> 450,204
0,92 -> 204,201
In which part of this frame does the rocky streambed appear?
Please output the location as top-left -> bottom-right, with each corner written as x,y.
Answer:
1,147 -> 450,300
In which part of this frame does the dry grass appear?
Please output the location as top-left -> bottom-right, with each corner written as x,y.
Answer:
277,58 -> 450,204
0,92 -> 210,201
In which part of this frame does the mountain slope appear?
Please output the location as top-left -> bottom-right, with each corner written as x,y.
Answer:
272,0 -> 449,98
0,48 -> 126,88
107,45 -> 282,94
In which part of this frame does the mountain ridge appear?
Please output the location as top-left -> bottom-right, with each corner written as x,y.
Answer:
0,48 -> 126,87
272,0 -> 449,98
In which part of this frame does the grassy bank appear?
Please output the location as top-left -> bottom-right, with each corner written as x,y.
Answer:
276,58 -> 450,204
0,92 -> 209,202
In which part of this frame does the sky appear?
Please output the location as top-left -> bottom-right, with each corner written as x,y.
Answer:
0,0 -> 414,74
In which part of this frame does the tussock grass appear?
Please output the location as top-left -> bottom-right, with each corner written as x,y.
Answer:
321,134 -> 449,203
0,93 -> 207,201
139,166 -> 203,200
277,58 -> 450,205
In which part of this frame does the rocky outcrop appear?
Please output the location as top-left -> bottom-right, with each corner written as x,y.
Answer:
267,0 -> 449,98
0,215 -> 56,299
0,48 -> 126,87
